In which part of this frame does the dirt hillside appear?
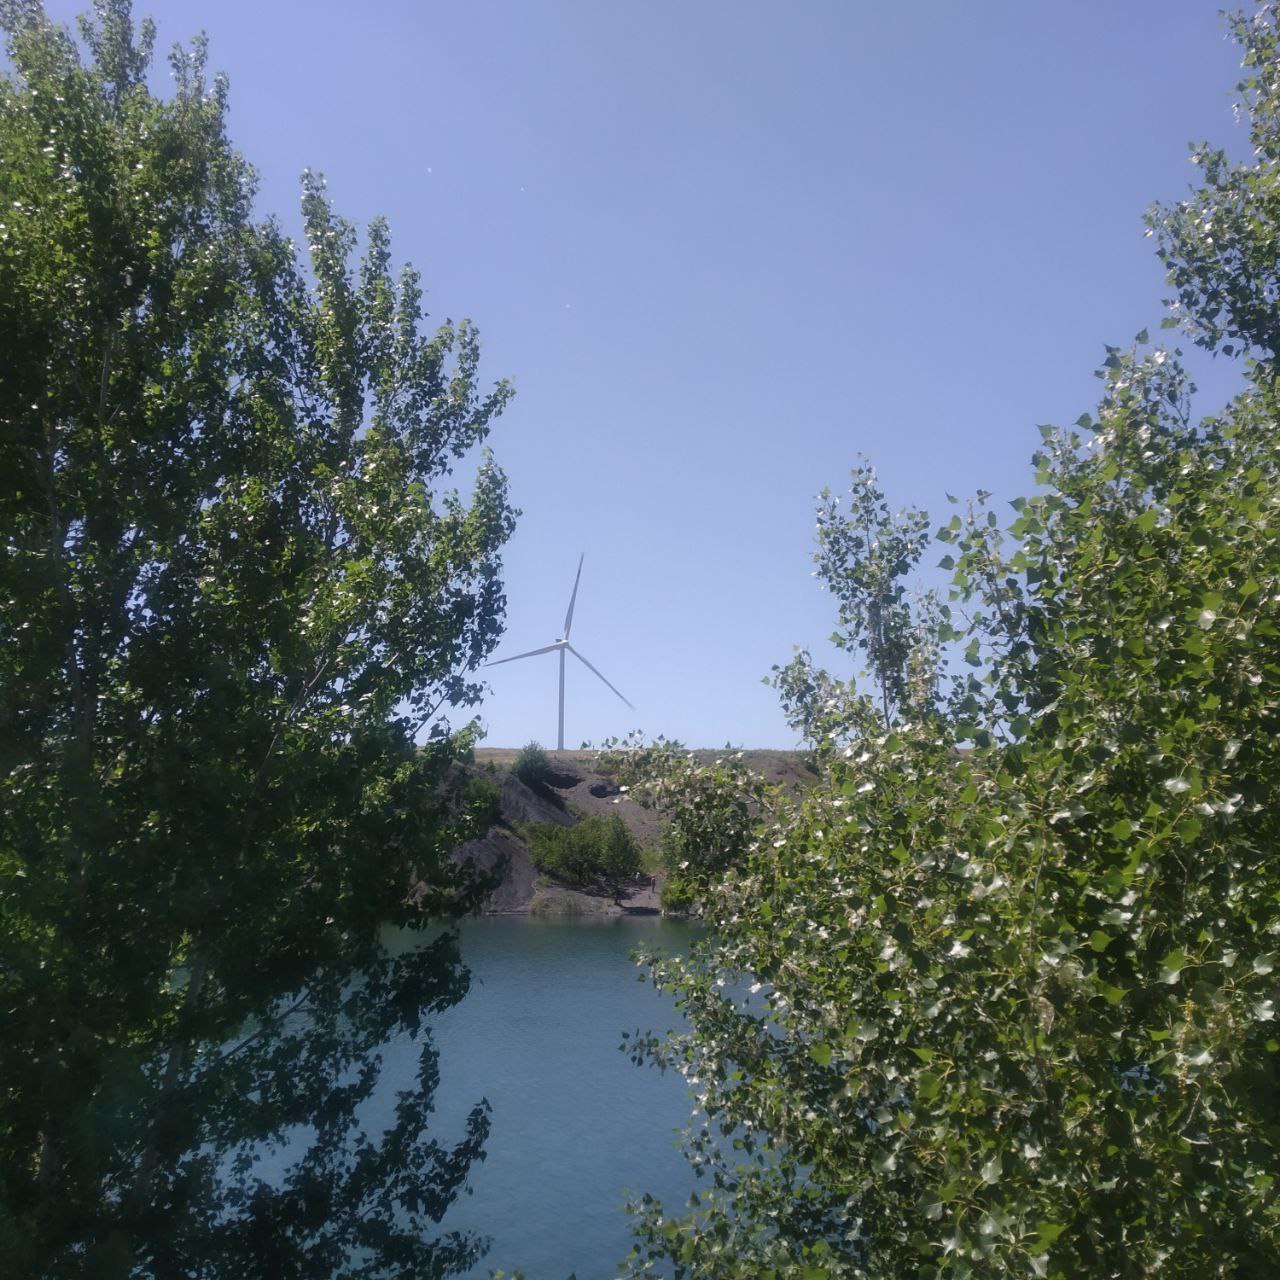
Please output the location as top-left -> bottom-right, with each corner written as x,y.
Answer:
455,748 -> 813,915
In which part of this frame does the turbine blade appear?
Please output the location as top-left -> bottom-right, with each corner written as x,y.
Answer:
567,644 -> 634,710
562,553 -> 584,640
485,641 -> 562,667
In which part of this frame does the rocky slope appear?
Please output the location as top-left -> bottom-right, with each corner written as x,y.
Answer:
454,748 -> 814,916
453,753 -> 663,915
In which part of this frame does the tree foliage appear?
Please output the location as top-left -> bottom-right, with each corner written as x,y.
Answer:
620,10 -> 1280,1278
456,770 -> 503,832
523,813 -> 642,884
513,740 -> 552,791
773,462 -> 939,742
599,738 -> 770,912
0,3 -> 514,1274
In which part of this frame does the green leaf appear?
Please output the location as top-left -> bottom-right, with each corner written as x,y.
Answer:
1029,1221 -> 1067,1254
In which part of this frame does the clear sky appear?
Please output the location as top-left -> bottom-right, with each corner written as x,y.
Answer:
43,1 -> 1252,747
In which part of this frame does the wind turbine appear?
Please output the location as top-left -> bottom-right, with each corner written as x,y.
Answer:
486,554 -> 634,750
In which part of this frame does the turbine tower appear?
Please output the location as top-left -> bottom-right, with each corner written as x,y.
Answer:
486,554 -> 633,750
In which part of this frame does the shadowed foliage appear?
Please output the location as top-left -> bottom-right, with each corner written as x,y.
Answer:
0,2 -> 515,1274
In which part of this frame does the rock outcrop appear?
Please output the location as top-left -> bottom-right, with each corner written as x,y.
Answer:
454,757 -> 663,914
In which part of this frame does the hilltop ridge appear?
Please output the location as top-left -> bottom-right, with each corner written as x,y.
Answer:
473,747 -> 814,787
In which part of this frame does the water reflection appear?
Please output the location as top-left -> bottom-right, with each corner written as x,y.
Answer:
399,917 -> 698,1279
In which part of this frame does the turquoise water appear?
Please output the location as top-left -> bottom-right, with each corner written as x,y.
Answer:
381,916 -> 699,1279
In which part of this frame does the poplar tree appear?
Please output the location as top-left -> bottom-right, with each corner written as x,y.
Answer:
619,8 -> 1280,1276
0,3 -> 514,1273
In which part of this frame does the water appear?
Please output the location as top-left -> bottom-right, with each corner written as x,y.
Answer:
385,916 -> 699,1279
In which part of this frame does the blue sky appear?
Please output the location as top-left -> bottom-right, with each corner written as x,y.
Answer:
45,1 -> 1252,747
